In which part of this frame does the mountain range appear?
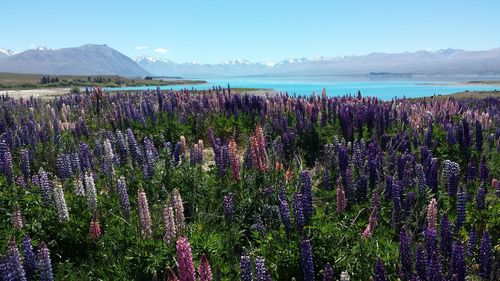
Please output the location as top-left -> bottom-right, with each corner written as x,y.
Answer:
1,45 -> 500,78
0,44 -> 150,77
135,48 -> 500,78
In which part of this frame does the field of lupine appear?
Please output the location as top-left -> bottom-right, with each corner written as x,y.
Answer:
0,87 -> 498,281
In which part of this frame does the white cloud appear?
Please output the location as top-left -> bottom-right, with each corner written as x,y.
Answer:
154,48 -> 169,53
135,46 -> 148,50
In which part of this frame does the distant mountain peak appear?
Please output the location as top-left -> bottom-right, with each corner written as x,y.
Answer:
0,48 -> 16,56
135,56 -> 173,64
32,45 -> 51,51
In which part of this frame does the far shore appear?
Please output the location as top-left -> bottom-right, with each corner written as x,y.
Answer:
1,87 -> 499,100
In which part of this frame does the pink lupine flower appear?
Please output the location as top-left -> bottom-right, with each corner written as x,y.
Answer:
172,188 -> 185,235
12,206 -> 23,230
176,237 -> 196,281
362,208 -> 377,238
427,198 -> 438,230
229,139 -> 240,181
137,187 -> 152,238
198,254 -> 213,281
163,202 -> 177,244
89,216 -> 101,240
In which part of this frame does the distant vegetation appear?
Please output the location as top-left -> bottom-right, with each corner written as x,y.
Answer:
0,72 -> 206,90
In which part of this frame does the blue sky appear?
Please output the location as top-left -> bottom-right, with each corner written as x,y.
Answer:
2,0 -> 500,63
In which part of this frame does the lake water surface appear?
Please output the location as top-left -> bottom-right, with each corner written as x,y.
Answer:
105,76 -> 500,100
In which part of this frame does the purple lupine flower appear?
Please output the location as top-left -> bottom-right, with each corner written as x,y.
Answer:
427,251 -> 442,281
391,180 -> 401,225
414,243 -> 427,281
174,141 -> 182,165
20,149 -> 30,182
404,191 -> 415,217
475,120 -> 483,151
456,190 -> 466,229
479,230 -> 492,279
70,152 -> 81,176
356,174 -> 367,202
476,185 -> 486,210
255,257 -> 270,281
39,169 -> 52,205
293,193 -> 305,233
440,214 -> 452,257
479,157 -> 488,183
38,242 -> 54,281
223,193 -> 234,222
198,254 -> 212,281
240,255 -> 252,281
399,228 -> 412,279
126,128 -> 143,165
443,160 -> 460,198
451,241 -> 466,281
0,255 -> 14,280
278,187 -> 292,233
323,262 -> 333,281
22,235 -> 36,280
415,164 -> 427,194
374,258 -> 387,281
116,177 -> 131,221
322,169 -> 331,190
115,129 -> 128,164
429,158 -> 439,193
425,227 -> 438,258
301,239 -> 315,281
0,142 -> 13,184
7,240 -> 27,281
78,141 -> 93,170
300,170 -> 314,222
338,145 -> 348,176
345,168 -> 355,207
466,228 -> 477,257
176,237 -> 196,281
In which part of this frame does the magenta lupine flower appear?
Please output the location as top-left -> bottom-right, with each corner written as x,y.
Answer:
7,240 -> 27,281
137,188 -> 152,238
198,254 -> 212,281
163,202 -> 177,244
427,198 -> 437,230
176,237 -> 196,281
172,188 -> 185,235
336,178 -> 346,214
38,242 -> 54,281
53,181 -> 70,223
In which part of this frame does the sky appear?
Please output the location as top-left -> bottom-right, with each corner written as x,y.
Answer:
1,0 -> 500,64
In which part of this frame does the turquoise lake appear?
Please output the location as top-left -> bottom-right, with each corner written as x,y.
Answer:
105,76 -> 500,100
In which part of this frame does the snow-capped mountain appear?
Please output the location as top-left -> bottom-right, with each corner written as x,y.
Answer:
136,48 -> 500,78
0,48 -> 15,58
0,44 -> 150,77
